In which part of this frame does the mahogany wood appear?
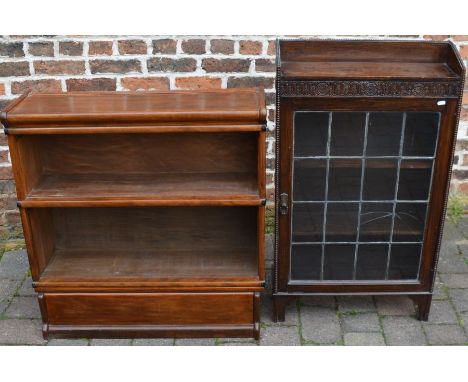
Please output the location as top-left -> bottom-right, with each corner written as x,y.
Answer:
2,89 -> 266,339
273,39 -> 465,322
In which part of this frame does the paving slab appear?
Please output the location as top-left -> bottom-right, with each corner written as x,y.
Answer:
260,325 -> 300,346
300,296 -> 336,309
376,296 -> 415,316
449,288 -> 468,313
423,300 -> 459,324
424,324 -> 467,345
4,296 -> 41,319
175,338 -> 216,346
337,296 -> 375,313
344,332 -> 385,346
17,277 -> 36,296
432,277 -> 449,300
440,274 -> 468,288
132,338 -> 174,346
0,251 -> 29,280
48,339 -> 89,346
437,252 -> 468,273
300,306 -> 342,344
90,339 -> 132,346
261,296 -> 298,326
0,319 -> 46,345
341,313 -> 381,333
0,278 -> 21,302
382,316 -> 426,346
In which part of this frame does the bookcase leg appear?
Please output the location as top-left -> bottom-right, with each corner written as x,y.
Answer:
411,295 -> 433,321
272,296 -> 296,323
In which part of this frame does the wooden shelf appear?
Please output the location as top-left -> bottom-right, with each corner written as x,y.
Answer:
281,61 -> 459,80
39,248 -> 259,285
23,173 -> 262,207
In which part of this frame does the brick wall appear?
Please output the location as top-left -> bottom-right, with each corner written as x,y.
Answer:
0,35 -> 467,235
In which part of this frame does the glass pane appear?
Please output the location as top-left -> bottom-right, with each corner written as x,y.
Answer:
330,112 -> 366,156
292,203 -> 324,242
398,160 -> 432,201
366,112 -> 403,156
362,159 -> 398,200
294,112 -> 329,157
356,244 -> 389,280
359,203 -> 393,242
290,244 -> 322,280
403,112 -> 439,157
326,203 -> 359,241
328,159 -> 361,201
388,244 -> 421,280
323,244 -> 355,280
293,159 -> 326,201
393,203 -> 427,242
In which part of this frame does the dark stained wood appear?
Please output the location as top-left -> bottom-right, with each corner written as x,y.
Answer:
3,88 -> 266,339
281,61 -> 458,80
273,39 -> 465,321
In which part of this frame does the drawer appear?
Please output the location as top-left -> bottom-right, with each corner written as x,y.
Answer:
43,292 -> 254,326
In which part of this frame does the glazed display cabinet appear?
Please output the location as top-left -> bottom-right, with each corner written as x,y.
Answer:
1,89 -> 266,339
273,40 -> 465,321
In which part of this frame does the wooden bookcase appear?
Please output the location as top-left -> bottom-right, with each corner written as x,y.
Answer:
1,89 -> 266,339
273,39 -> 465,321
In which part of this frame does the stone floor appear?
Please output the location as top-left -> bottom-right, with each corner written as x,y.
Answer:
1,219 -> 468,346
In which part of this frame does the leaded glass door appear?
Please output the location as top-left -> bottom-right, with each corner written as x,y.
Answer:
288,109 -> 440,284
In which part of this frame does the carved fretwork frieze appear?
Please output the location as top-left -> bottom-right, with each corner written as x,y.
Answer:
279,80 -> 461,98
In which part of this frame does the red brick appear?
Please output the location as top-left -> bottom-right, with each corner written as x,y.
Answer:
0,150 -> 9,163
66,78 -> 116,91
267,40 -> 276,55
458,182 -> 468,195
0,42 -> 24,58
0,62 -> 29,77
11,79 -> 62,94
0,83 -> 4,96
59,41 -> 83,56
175,77 -> 222,90
460,45 -> 468,59
210,39 -> 234,54
0,166 -> 12,180
5,210 -> 21,225
147,57 -> 196,72
239,40 -> 263,55
28,42 -> 54,56
461,107 -> 468,121
34,60 -> 85,75
118,40 -> 147,55
152,39 -> 177,54
90,59 -> 141,74
181,39 -> 206,54
120,77 -> 169,91
452,35 -> 468,41
0,194 -> 17,210
255,59 -> 275,72
0,133 -> 7,146
89,41 -> 113,56
463,91 -> 468,107
268,108 -> 275,122
202,58 -> 250,73
423,35 -> 449,41
227,76 -> 275,89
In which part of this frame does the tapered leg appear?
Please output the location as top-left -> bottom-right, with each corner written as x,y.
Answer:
410,294 -> 433,321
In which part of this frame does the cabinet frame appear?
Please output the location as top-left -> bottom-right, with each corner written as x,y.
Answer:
273,39 -> 466,322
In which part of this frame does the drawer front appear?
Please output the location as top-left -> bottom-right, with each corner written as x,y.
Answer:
44,292 -> 254,326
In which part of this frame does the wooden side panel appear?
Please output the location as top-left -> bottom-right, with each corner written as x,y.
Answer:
44,293 -> 254,326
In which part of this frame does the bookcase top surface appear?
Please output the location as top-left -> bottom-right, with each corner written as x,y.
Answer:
1,88 -> 266,127
278,39 -> 465,81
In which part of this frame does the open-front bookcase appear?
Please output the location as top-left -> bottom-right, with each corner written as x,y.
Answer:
1,89 -> 266,339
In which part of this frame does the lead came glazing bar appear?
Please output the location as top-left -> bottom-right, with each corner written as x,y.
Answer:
352,113 -> 370,280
